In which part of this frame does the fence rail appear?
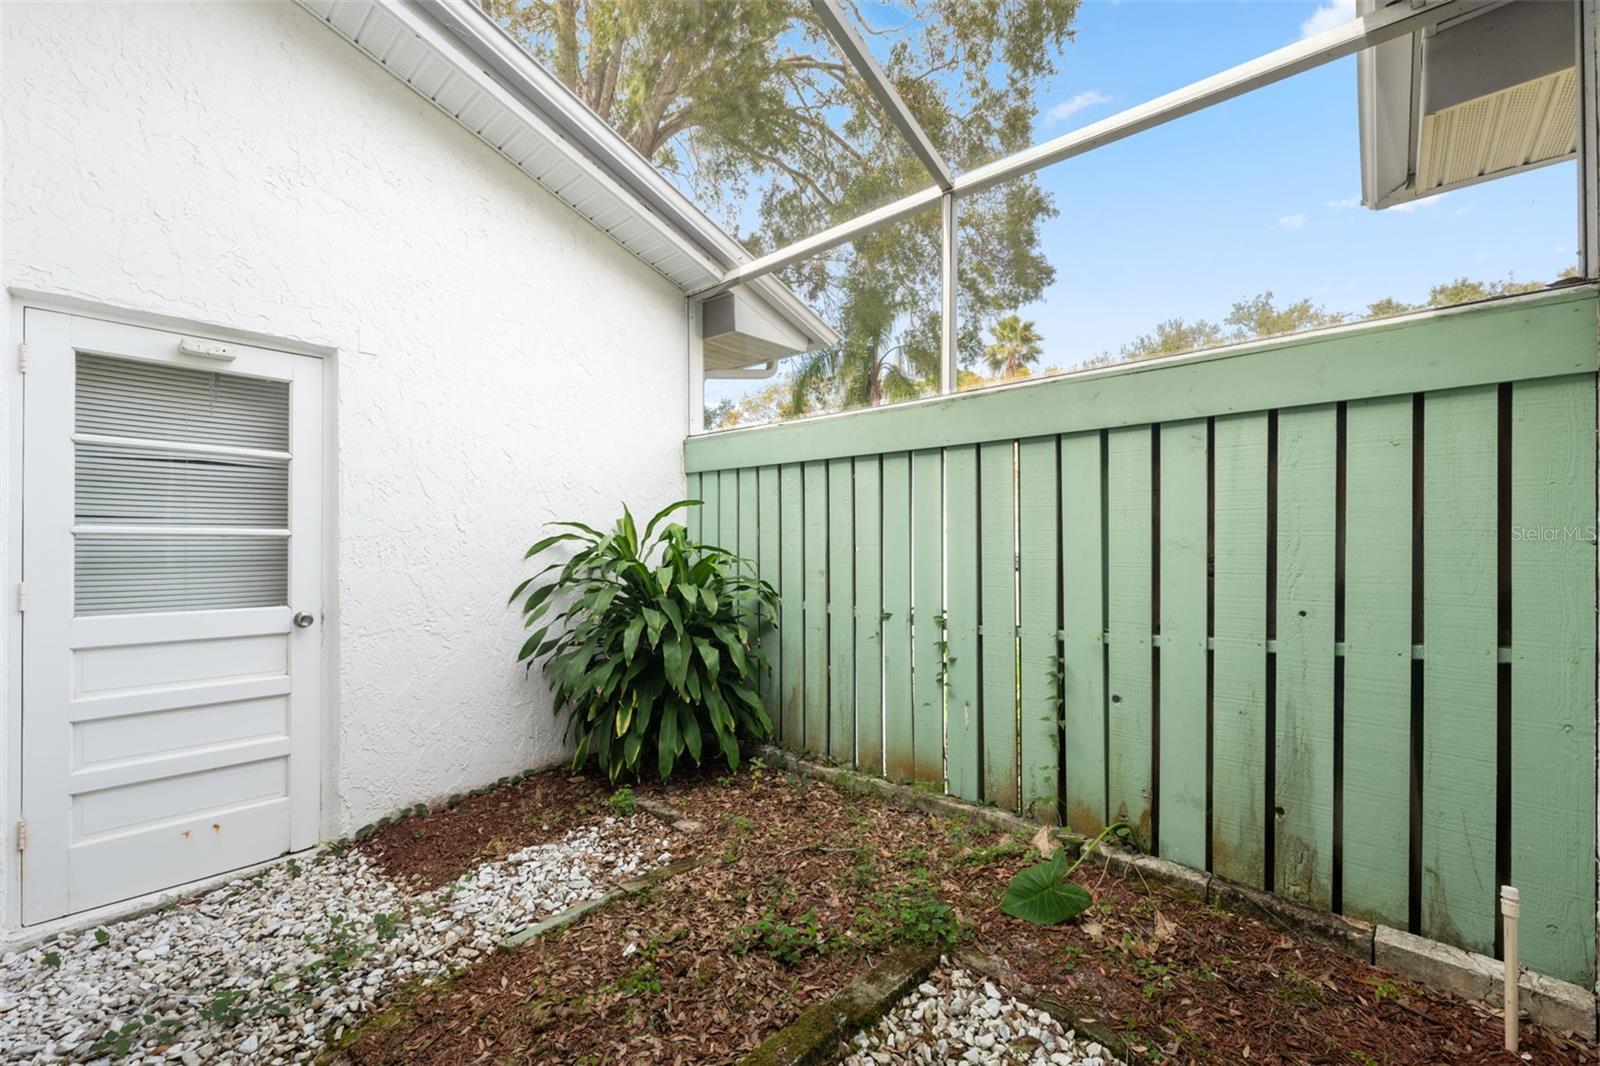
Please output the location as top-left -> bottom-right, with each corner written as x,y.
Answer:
684,287 -> 1600,988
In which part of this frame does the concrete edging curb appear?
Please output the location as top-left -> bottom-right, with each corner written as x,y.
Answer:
736,946 -> 942,1066
497,854 -> 709,951
761,746 -> 1599,1043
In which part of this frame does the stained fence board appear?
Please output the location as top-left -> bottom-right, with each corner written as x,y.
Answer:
827,458 -> 856,763
701,470 -> 723,549
1421,385 -> 1499,956
911,449 -> 946,786
1212,412 -> 1269,888
757,467 -> 782,742
1510,375 -> 1597,985
1341,396 -> 1413,928
802,461 -> 830,757
1158,420 -> 1208,870
1018,437 -> 1061,823
945,445 -> 981,802
1273,405 -> 1337,909
1105,428 -> 1155,848
979,441 -> 1020,811
882,454 -> 915,782
1060,431 -> 1106,836
778,465 -> 805,748
721,469 -> 741,557
855,457 -> 884,776
686,472 -> 702,543
738,467 -> 759,641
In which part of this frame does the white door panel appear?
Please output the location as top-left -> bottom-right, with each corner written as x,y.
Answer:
21,310 -> 324,924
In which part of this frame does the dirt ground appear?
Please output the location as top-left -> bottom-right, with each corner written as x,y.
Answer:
340,762 -> 1595,1065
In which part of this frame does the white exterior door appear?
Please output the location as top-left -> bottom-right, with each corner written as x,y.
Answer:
20,310 -> 324,924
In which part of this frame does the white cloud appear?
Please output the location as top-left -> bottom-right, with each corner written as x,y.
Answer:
1279,213 -> 1307,231
1045,89 -> 1113,124
1300,0 -> 1356,39
1327,196 -> 1361,210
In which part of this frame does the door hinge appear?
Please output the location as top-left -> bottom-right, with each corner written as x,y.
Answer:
16,342 -> 27,374
14,582 -> 24,613
15,820 -> 25,853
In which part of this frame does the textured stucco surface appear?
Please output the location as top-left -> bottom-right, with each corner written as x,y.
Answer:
1,1 -> 688,928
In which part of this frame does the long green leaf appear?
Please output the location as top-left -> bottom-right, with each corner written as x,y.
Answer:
642,499 -> 700,544
523,532 -> 581,560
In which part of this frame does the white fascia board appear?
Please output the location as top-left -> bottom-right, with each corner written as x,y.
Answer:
295,0 -> 724,288
412,1 -> 837,349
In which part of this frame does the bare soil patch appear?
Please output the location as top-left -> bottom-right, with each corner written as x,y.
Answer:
339,765 -> 1595,1065
352,770 -> 623,889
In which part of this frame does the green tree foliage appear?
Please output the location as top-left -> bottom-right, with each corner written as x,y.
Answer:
983,314 -> 1045,380
494,0 -> 1080,413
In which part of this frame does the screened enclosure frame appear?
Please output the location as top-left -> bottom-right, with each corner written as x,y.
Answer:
689,0 -> 1600,425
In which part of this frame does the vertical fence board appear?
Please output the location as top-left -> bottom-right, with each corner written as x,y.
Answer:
980,441 -> 1020,811
719,470 -> 739,553
1159,420 -> 1208,870
1511,375 -> 1597,984
828,458 -> 855,763
882,454 -> 915,781
1274,405 -> 1337,908
1341,396 -> 1413,927
802,462 -> 829,756
1212,413 -> 1269,888
1061,431 -> 1106,836
779,465 -> 805,747
686,472 -> 702,543
738,468 -> 758,562
700,471 -> 721,548
1422,385 -> 1499,955
737,468 -> 759,652
1105,428 -> 1154,848
855,458 -> 884,776
946,446 -> 981,801
757,467 -> 781,742
1019,437 -> 1061,823
912,450 -> 945,786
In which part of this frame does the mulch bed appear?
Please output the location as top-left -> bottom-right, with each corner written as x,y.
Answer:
339,764 -> 1596,1065
352,770 -> 624,889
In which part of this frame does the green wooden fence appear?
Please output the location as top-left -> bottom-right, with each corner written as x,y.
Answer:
683,287 -> 1600,988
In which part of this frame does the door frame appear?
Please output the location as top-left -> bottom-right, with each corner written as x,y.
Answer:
2,290 -> 341,931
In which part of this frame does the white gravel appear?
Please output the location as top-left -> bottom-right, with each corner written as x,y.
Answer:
0,816 -> 673,1064
845,964 -> 1123,1066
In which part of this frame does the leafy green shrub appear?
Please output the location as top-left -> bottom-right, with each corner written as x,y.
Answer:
1000,822 -> 1129,925
513,500 -> 777,781
856,874 -> 961,950
732,908 -> 828,964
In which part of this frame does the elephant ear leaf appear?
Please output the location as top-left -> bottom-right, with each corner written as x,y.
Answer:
999,852 -> 1093,925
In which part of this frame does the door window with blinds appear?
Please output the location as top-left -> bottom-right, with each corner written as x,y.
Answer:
73,353 -> 292,615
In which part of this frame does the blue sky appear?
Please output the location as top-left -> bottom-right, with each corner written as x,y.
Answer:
708,0 -> 1576,405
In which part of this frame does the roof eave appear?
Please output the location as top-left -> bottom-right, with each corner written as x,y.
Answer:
414,0 -> 839,350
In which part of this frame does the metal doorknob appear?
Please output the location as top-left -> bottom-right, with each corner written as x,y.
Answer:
293,611 -> 316,629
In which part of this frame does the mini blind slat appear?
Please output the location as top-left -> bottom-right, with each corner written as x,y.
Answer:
75,446 -> 287,528
76,353 -> 290,451
74,536 -> 288,616
73,354 -> 293,616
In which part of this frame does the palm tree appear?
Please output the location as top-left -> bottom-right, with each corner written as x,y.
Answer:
983,315 -> 1044,380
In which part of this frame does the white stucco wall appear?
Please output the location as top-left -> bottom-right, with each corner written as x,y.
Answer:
0,1 -> 688,927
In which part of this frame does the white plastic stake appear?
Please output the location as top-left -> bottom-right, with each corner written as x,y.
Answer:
1500,885 -> 1521,1053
